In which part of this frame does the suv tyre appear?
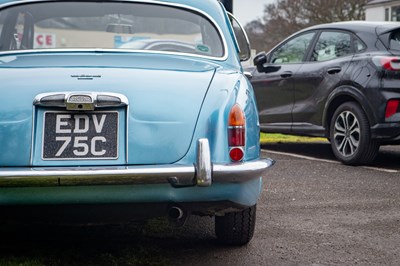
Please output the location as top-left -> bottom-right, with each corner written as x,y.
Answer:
330,102 -> 379,165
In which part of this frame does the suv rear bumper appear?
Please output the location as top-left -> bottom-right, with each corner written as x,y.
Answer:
371,123 -> 400,141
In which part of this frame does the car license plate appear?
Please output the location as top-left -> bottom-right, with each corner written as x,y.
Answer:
42,111 -> 119,160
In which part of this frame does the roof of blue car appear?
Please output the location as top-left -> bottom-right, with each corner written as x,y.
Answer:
0,0 -> 223,14
0,0 -> 226,32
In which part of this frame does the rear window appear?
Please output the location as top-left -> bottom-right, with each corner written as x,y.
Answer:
389,30 -> 400,50
0,1 -> 224,58
312,31 -> 352,62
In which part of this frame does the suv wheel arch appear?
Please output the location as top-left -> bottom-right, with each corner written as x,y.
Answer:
323,86 -> 377,137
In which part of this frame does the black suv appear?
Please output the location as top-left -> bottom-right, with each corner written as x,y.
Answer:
251,21 -> 400,165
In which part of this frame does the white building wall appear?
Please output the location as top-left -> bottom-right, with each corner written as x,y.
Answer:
366,6 -> 386,21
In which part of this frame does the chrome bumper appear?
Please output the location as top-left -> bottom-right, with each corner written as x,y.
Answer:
0,139 -> 274,188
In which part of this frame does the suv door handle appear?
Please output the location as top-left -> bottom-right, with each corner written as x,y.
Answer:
280,71 -> 293,78
327,67 -> 342,75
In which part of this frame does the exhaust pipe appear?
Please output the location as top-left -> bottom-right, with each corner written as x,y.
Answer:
168,206 -> 184,220
168,206 -> 187,227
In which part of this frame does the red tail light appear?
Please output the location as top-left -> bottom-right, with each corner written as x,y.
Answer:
228,127 -> 245,146
228,104 -> 245,161
229,147 -> 244,161
386,99 -> 400,119
373,56 -> 400,70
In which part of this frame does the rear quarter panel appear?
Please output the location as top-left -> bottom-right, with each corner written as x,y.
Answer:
177,69 -> 260,165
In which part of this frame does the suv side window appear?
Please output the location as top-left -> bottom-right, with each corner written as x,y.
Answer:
312,31 -> 352,62
389,30 -> 400,50
270,32 -> 315,64
354,37 -> 367,52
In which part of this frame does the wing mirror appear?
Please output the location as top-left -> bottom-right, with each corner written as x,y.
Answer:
254,52 -> 267,72
253,52 -> 281,73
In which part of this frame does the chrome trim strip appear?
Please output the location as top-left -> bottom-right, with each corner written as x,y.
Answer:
0,0 -> 229,61
125,103 -> 129,164
29,104 -> 36,165
228,126 -> 245,129
213,158 -> 274,182
33,92 -> 129,109
227,12 -> 251,62
0,165 -> 196,187
0,139 -> 274,188
0,48 -> 227,62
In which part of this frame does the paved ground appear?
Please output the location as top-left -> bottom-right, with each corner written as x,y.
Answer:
1,143 -> 400,265
256,143 -> 400,265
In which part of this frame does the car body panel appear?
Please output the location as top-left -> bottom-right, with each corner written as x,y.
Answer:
0,53 -> 217,166
0,178 -> 263,207
251,21 -> 400,165
0,0 -> 273,219
252,21 -> 400,141
292,54 -> 354,129
252,63 -> 301,129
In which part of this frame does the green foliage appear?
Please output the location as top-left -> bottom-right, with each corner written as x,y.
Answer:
0,258 -> 45,266
260,132 -> 327,144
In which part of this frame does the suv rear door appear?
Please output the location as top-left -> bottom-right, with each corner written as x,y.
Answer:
291,30 -> 355,135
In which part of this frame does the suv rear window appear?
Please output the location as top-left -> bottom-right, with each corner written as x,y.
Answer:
312,31 -> 352,62
389,30 -> 400,50
0,1 -> 224,58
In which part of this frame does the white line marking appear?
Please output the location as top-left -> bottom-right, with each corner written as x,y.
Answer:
362,166 -> 399,173
264,150 -> 340,164
263,149 -> 399,173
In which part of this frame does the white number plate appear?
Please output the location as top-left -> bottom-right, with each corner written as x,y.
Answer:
42,112 -> 118,160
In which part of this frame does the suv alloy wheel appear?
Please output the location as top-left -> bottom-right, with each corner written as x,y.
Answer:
330,102 -> 380,165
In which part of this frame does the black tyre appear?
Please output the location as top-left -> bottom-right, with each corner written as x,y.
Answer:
330,102 -> 379,165
215,205 -> 256,245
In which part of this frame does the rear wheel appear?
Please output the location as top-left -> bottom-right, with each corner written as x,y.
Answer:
215,205 -> 256,245
330,102 -> 379,165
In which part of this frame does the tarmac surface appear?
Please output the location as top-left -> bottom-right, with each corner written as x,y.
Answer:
1,143 -> 400,265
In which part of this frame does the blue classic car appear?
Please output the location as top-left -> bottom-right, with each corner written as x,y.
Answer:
0,0 -> 273,245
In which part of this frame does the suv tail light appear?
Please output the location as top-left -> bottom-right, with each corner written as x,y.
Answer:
373,56 -> 400,70
228,104 -> 245,161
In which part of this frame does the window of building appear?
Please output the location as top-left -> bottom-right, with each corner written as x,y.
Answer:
385,8 -> 390,21
392,6 -> 400,21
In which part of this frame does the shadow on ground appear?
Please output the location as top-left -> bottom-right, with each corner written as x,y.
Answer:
262,142 -> 400,170
262,142 -> 335,161
0,216 -> 218,266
